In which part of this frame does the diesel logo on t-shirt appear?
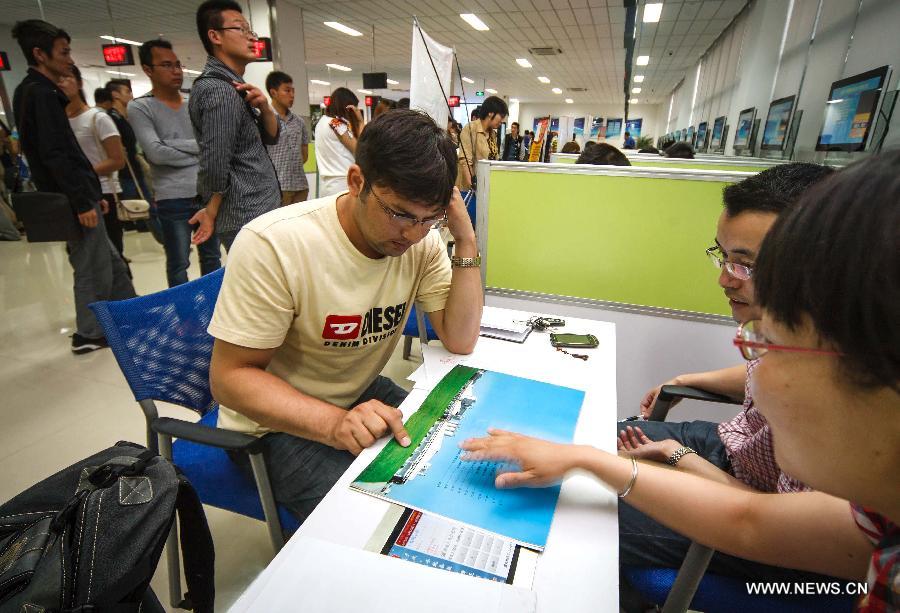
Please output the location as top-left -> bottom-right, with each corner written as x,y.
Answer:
322,301 -> 408,347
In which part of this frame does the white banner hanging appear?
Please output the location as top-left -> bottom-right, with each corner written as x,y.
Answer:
409,21 -> 453,129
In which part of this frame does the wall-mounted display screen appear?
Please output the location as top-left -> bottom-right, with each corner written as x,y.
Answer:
761,95 -> 796,150
816,65 -> 891,152
710,116 -> 726,149
696,121 -> 708,148
687,126 -> 695,144
733,107 -> 756,148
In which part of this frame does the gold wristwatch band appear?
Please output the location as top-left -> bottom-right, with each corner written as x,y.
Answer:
450,253 -> 482,268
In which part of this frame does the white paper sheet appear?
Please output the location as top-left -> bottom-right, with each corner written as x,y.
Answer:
229,536 -> 536,613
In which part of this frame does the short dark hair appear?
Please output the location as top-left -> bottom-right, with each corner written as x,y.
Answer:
561,141 -> 581,154
356,110 -> 457,208
196,0 -> 242,55
105,79 -> 131,94
265,71 -> 292,94
755,151 -> 900,392
625,131 -> 631,136
94,87 -> 113,105
722,162 -> 835,217
396,97 -> 410,109
139,39 -> 173,68
665,142 -> 694,158
638,146 -> 659,154
12,19 -> 70,66
511,122 -> 519,129
576,143 -> 630,166
473,96 -> 508,120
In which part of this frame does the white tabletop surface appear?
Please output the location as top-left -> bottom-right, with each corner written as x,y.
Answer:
230,306 -> 619,612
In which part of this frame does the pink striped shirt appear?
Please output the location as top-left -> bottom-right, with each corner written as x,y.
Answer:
717,359 -> 810,493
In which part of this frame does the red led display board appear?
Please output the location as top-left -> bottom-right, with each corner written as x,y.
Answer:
323,96 -> 332,107
448,95 -> 460,107
364,96 -> 374,107
0,51 -> 10,71
102,43 -> 134,66
252,38 -> 272,62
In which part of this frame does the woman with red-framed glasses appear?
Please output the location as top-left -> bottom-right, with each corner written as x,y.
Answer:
460,151 -> 900,610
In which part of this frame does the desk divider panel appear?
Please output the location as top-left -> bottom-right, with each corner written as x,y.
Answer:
548,153 -> 772,173
477,162 -> 756,319
303,142 -> 317,173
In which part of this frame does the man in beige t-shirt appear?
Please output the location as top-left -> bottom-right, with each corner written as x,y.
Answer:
208,110 -> 483,523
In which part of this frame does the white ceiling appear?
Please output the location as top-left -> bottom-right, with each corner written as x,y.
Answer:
1,0 -> 747,105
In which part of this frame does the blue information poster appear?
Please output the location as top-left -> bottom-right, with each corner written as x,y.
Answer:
606,118 -> 623,138
550,117 -> 560,132
573,117 -> 585,137
625,118 -> 642,138
589,116 -> 603,138
351,367 -> 585,550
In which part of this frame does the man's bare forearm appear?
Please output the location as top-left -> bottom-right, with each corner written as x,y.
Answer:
440,236 -> 483,354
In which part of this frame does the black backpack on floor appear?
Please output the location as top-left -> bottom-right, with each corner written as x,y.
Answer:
0,441 -> 215,612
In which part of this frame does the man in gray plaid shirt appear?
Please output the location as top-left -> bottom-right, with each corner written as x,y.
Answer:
266,71 -> 309,205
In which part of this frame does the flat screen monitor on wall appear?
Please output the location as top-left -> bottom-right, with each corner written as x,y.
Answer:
696,121 -> 708,149
687,126 -> 695,144
816,65 -> 892,152
761,95 -> 796,150
733,107 -> 756,148
710,116 -> 726,149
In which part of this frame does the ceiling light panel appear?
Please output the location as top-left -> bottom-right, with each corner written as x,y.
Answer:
643,3 -> 663,23
326,63 -> 352,71
324,21 -> 362,36
537,76 -> 550,83
460,13 -> 489,31
516,58 -> 532,68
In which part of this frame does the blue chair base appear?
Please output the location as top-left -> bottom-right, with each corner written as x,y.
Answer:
402,305 -> 438,340
623,566 -> 856,613
172,410 -> 301,534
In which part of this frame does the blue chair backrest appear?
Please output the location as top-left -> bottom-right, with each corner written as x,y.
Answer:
89,269 -> 225,417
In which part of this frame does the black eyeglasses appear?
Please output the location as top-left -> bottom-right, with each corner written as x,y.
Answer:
216,25 -> 258,39
365,187 -> 447,229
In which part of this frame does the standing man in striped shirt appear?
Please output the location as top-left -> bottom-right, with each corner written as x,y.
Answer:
189,0 -> 280,250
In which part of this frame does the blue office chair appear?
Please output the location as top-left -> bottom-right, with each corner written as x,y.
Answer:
622,386 -> 855,613
90,269 -> 300,609
401,304 -> 438,360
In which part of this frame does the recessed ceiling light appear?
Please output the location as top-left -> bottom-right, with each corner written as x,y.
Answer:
537,76 -> 550,83
182,68 -> 202,75
357,89 -> 373,95
632,87 -> 641,93
516,58 -> 532,68
460,13 -> 489,31
310,79 -> 331,85
386,79 -> 399,85
486,88 -> 497,94
326,63 -> 352,71
636,55 -> 650,66
629,98 -> 639,103
643,3 -> 663,23
462,76 -> 474,84
106,69 -> 135,76
633,75 -> 645,83
100,35 -> 142,46
324,21 -> 362,36
565,98 -> 573,104
510,98 -> 519,103
552,87 -> 562,94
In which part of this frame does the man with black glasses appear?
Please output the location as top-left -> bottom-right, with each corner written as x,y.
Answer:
616,163 -> 838,606
130,39 -> 222,287
208,110 -> 483,523
189,0 -> 280,250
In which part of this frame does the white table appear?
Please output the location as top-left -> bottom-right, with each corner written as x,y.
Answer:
231,306 -> 619,612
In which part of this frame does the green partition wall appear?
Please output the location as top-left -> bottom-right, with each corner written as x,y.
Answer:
479,163 -> 755,317
304,142 -> 317,173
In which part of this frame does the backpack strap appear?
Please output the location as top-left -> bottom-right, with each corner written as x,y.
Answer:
193,74 -> 256,121
173,474 -> 216,613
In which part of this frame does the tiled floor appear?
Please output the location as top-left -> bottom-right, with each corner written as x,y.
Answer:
0,230 -> 421,611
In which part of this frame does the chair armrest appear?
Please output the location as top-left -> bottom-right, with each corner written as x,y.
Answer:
152,417 -> 264,454
648,385 -> 742,422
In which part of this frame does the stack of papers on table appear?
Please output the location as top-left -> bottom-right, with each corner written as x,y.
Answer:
479,311 -> 532,343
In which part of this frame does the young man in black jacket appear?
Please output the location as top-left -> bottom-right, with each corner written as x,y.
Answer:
12,20 -> 135,353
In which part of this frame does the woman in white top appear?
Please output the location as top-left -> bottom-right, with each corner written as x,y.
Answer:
60,68 -> 126,258
314,87 -> 364,197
